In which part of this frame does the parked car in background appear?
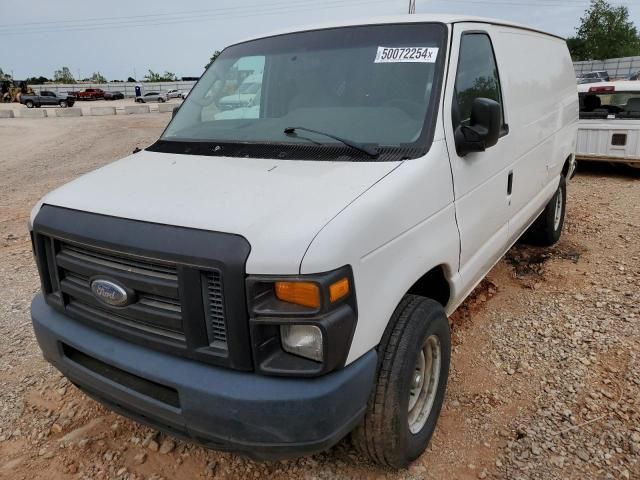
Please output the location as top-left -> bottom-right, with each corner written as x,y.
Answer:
135,91 -> 168,103
166,89 -> 184,99
20,91 -> 75,108
104,91 -> 125,100
577,82 -> 640,169
73,88 -> 105,100
29,15 -> 577,468
626,71 -> 640,81
577,71 -> 609,84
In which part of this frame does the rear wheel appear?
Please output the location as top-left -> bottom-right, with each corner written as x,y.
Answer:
25,100 -> 34,108
158,98 -> 165,103
523,175 -> 566,246
352,295 -> 450,468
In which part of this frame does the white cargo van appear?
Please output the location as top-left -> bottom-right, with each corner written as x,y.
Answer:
29,15 -> 577,467
577,81 -> 640,169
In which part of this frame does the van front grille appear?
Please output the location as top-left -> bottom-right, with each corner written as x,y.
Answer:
31,205 -> 253,370
55,240 -> 185,340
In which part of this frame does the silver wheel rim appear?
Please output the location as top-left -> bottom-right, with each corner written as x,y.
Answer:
408,335 -> 441,434
553,188 -> 563,231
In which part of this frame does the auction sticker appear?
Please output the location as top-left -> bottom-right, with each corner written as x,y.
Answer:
374,46 -> 439,63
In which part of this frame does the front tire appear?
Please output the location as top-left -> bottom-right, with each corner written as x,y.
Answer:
352,295 -> 451,468
25,100 -> 34,108
59,100 -> 67,108
523,175 -> 566,246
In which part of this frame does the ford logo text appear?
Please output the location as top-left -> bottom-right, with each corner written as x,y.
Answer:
90,279 -> 130,307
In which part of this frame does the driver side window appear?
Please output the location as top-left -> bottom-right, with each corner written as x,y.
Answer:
453,33 -> 504,128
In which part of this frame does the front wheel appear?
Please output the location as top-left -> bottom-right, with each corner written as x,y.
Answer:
352,295 -> 451,468
523,175 -> 566,246
25,100 -> 34,108
158,98 -> 165,103
59,100 -> 67,108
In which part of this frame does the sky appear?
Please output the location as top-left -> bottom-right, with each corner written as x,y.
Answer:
1,0 -> 638,81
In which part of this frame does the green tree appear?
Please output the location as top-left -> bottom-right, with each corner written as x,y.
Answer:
144,70 -> 177,82
127,76 -> 136,83
90,71 -> 107,83
566,37 -> 588,61
53,66 -> 76,84
573,0 -> 640,60
205,50 -> 221,69
25,76 -> 50,85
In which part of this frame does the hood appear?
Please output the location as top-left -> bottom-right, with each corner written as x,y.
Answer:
39,150 -> 401,274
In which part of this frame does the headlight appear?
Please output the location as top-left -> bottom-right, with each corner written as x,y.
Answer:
280,324 -> 323,362
246,266 -> 357,377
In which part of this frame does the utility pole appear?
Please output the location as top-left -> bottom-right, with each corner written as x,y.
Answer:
408,0 -> 416,14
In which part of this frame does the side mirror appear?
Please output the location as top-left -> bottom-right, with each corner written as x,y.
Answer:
454,98 -> 501,157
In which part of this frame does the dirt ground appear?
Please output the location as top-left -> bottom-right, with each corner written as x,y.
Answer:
0,115 -> 638,480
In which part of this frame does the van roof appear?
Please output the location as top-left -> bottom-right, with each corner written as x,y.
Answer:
578,81 -> 640,93
232,14 -> 564,46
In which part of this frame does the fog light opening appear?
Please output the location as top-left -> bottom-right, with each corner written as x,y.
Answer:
280,324 -> 323,362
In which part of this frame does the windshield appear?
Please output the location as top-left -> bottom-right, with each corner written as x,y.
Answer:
158,23 -> 447,161
579,91 -> 640,119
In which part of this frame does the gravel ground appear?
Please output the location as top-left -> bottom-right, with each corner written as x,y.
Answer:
0,115 -> 638,480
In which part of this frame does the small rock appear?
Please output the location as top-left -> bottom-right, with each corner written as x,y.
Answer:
133,452 -> 147,465
148,440 -> 159,452
141,432 -> 157,448
204,461 -> 217,477
576,449 -> 590,462
159,438 -> 176,454
550,456 -> 565,468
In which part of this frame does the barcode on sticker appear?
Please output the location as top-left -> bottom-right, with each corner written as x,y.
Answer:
374,46 -> 439,63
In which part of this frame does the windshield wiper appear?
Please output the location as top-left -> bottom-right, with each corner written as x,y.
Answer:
284,126 -> 379,158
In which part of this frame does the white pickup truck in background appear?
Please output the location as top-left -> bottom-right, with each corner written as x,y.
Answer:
577,81 -> 640,169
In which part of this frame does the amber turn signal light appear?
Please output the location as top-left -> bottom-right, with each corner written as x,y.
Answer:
275,281 -> 321,308
329,277 -> 350,303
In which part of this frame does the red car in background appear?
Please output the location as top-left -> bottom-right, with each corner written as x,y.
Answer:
72,88 -> 105,100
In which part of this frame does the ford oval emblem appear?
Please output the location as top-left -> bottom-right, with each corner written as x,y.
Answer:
90,279 -> 130,307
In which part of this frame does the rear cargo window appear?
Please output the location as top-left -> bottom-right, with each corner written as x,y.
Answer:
579,91 -> 640,119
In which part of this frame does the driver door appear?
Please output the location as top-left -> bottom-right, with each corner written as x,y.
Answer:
443,23 -> 512,289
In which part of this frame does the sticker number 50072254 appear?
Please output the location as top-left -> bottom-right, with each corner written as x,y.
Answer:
374,46 -> 439,63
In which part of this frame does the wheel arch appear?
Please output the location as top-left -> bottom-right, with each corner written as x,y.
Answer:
562,154 -> 574,178
405,264 -> 452,308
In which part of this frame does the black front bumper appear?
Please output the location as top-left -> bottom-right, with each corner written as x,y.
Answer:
31,294 -> 377,459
